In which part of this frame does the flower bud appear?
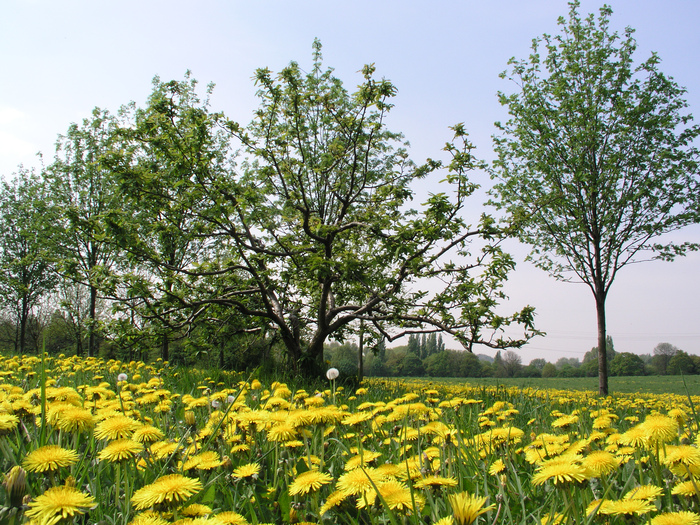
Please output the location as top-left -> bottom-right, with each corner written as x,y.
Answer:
2,466 -> 27,508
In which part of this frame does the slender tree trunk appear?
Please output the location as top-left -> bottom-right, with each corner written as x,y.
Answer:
358,320 -> 364,383
162,333 -> 169,363
88,285 -> 97,357
595,291 -> 608,396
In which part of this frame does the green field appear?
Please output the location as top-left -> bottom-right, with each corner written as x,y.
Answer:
417,374 -> 700,396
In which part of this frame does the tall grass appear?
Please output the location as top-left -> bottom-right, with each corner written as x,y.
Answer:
0,353 -> 699,524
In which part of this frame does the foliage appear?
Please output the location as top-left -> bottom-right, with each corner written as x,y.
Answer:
102,42 -> 537,376
490,1 -> 700,395
0,169 -> 58,354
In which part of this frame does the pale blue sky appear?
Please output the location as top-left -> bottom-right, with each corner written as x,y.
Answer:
2,1 -> 699,362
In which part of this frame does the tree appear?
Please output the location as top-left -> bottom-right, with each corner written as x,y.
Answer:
668,350 -> 696,375
490,2 -> 700,395
529,358 -> 547,370
107,74 -> 234,362
609,352 -> 645,376
46,109 -> 123,357
0,169 -> 58,354
501,350 -> 523,378
652,342 -> 679,375
112,43 -> 538,376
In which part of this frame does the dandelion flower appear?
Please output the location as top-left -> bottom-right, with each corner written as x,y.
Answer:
488,460 -> 505,476
651,511 -> 700,525
128,512 -> 170,525
54,406 -> 95,433
183,451 -> 223,471
215,511 -> 250,524
414,475 -> 458,490
623,484 -> 663,501
94,414 -> 141,440
337,467 -> 384,496
531,459 -> 587,486
181,503 -> 213,517
448,492 -> 495,525
640,414 -> 678,445
672,480 -> 700,497
599,498 -> 654,516
131,474 -> 203,510
232,463 -> 261,480
581,451 -> 619,477
377,480 -> 424,512
0,413 -> 19,433
434,518 -> 455,525
289,470 -> 333,496
664,445 -> 700,478
319,490 -> 348,515
23,445 -> 79,473
266,422 -> 297,442
25,485 -> 96,525
99,439 -> 144,462
133,425 -> 165,444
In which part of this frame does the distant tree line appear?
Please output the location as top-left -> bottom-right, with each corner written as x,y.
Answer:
324,337 -> 700,379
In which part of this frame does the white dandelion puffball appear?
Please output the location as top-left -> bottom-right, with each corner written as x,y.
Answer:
326,368 -> 339,380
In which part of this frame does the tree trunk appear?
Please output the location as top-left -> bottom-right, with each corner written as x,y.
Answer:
595,291 -> 608,396
358,320 -> 364,383
88,285 -> 97,357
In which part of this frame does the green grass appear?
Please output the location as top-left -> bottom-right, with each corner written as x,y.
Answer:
419,374 -> 700,396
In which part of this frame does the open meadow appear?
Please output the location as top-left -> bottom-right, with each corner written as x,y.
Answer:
424,375 -> 700,397
2,353 -> 700,525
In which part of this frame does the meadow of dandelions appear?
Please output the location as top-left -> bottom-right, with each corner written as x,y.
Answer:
1,353 -> 700,525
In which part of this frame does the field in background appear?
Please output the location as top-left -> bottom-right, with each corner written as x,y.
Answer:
417,375 -> 700,396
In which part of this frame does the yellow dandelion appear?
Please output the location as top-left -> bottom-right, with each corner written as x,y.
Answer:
54,406 -> 95,433
128,512 -> 170,525
25,485 -> 96,525
23,445 -> 79,473
181,503 -> 213,517
664,445 -> 700,478
99,439 -> 144,462
266,422 -> 297,442
651,511 -> 700,525
434,518 -> 455,525
599,498 -> 654,516
94,414 -> 141,440
414,475 -> 458,490
448,492 -> 495,525
345,451 -> 382,470
0,413 -> 19,433
531,459 -> 587,486
131,474 -> 203,510
133,425 -> 165,444
623,484 -> 663,501
640,414 -> 678,445
289,470 -> 333,496
215,511 -> 250,525
232,463 -> 261,480
342,411 -> 374,426
581,450 -> 619,477
376,479 -> 423,512
183,451 -> 223,471
672,480 -> 700,497
319,489 -> 348,515
488,460 -> 505,476
337,467 -> 384,496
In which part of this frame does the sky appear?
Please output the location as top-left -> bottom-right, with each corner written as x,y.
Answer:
2,0 -> 699,363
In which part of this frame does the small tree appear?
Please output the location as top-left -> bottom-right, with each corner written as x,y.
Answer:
0,169 -> 58,354
491,1 -> 700,395
652,342 -> 679,375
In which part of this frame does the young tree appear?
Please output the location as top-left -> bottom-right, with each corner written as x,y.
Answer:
46,109 -> 123,357
0,169 -> 58,354
490,2 -> 700,395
